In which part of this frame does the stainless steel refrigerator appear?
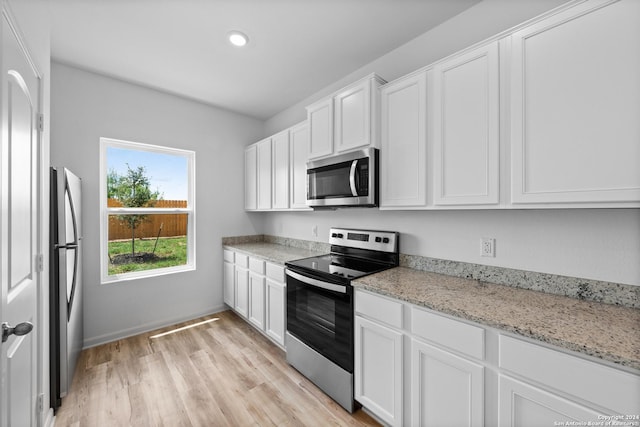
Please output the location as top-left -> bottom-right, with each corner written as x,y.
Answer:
49,167 -> 83,411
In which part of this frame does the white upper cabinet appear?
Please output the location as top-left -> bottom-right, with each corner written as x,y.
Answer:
433,41 -> 500,206
256,138 -> 272,210
380,71 -> 428,208
307,97 -> 334,159
307,73 -> 385,160
509,0 -> 640,205
289,121 -> 311,210
271,129 -> 290,210
245,121 -> 310,212
244,144 -> 257,210
335,75 -> 384,153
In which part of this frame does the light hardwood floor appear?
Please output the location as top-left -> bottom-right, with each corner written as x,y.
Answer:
54,310 -> 380,426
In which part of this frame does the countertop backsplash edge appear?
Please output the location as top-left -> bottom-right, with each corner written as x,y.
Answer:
222,234 -> 638,309
400,254 -> 639,309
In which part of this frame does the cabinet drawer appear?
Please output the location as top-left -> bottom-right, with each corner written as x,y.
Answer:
266,262 -> 285,282
235,253 -> 248,268
223,249 -> 234,263
411,307 -> 484,360
499,335 -> 640,414
355,290 -> 403,329
249,257 -> 265,274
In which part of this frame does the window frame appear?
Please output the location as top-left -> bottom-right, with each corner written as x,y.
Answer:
99,137 -> 196,284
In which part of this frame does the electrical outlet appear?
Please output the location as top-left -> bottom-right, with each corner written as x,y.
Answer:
481,238 -> 495,257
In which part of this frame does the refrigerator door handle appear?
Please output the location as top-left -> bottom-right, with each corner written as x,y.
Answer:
54,243 -> 78,250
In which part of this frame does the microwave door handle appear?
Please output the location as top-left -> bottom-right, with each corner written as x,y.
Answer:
349,160 -> 358,196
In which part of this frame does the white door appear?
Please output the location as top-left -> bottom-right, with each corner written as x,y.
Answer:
498,375 -> 603,427
432,41 -> 499,206
271,130 -> 289,210
244,145 -> 257,210
411,338 -> 484,427
0,9 -> 41,427
354,316 -> 403,427
380,71 -> 427,208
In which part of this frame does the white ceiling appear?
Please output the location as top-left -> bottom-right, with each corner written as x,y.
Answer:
49,0 -> 479,120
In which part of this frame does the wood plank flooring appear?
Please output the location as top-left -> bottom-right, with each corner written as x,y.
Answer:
54,310 -> 380,427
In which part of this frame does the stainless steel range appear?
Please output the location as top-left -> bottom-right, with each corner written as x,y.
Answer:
285,228 -> 399,412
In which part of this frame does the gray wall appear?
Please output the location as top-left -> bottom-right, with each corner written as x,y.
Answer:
265,0 -> 572,134
261,0 -> 640,287
51,63 -> 265,347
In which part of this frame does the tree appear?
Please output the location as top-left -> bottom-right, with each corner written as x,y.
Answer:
108,165 -> 161,255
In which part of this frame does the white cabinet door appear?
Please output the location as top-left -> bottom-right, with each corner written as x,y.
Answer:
334,78 -> 373,153
498,375 -> 604,427
289,121 -> 310,209
244,145 -> 257,210
307,97 -> 334,159
411,338 -> 484,427
272,130 -> 290,210
265,278 -> 285,347
510,0 -> 640,205
248,271 -> 265,329
380,71 -> 427,208
234,267 -> 249,318
223,260 -> 235,307
257,138 -> 272,210
355,316 -> 403,427
433,41 -> 499,206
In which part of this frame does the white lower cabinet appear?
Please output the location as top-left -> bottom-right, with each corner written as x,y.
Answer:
248,271 -> 265,329
223,250 -> 286,348
234,253 -> 249,318
354,316 -> 403,427
498,334 -> 640,426
411,339 -> 484,427
265,278 -> 285,346
498,375 -> 602,427
234,266 -> 249,318
355,289 -> 640,427
223,251 -> 235,307
265,260 -> 286,346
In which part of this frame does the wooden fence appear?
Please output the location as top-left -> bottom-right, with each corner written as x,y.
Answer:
108,199 -> 187,241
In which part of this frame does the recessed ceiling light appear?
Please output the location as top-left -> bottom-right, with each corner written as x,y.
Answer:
228,31 -> 249,47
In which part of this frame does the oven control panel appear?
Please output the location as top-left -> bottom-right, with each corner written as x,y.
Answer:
329,227 -> 398,253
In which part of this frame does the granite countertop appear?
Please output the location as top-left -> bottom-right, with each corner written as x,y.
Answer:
223,242 -> 324,265
353,267 -> 640,370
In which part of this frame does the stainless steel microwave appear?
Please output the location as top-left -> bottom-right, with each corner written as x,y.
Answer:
306,148 -> 378,208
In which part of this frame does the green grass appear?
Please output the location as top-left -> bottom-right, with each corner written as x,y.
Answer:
108,236 -> 188,275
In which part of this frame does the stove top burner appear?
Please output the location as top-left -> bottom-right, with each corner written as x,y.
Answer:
286,253 -> 390,280
285,227 -> 400,284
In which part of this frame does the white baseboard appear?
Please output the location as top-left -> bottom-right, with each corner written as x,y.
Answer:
82,305 -> 228,349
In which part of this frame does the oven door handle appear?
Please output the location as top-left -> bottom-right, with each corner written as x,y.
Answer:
349,160 -> 359,197
286,269 -> 347,294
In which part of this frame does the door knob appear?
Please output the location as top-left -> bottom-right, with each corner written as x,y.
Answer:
1,321 -> 33,343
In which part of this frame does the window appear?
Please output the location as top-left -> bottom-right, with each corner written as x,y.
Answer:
100,138 -> 195,283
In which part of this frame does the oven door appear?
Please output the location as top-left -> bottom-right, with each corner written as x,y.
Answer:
286,268 -> 353,372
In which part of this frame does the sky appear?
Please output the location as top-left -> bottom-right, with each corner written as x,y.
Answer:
107,146 -> 188,200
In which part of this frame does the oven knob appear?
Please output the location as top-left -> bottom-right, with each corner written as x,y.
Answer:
337,233 -> 344,238
375,237 -> 382,243
331,233 -> 338,238
382,237 -> 390,243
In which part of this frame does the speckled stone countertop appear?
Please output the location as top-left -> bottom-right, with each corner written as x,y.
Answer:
353,267 -> 640,371
223,242 -> 323,265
